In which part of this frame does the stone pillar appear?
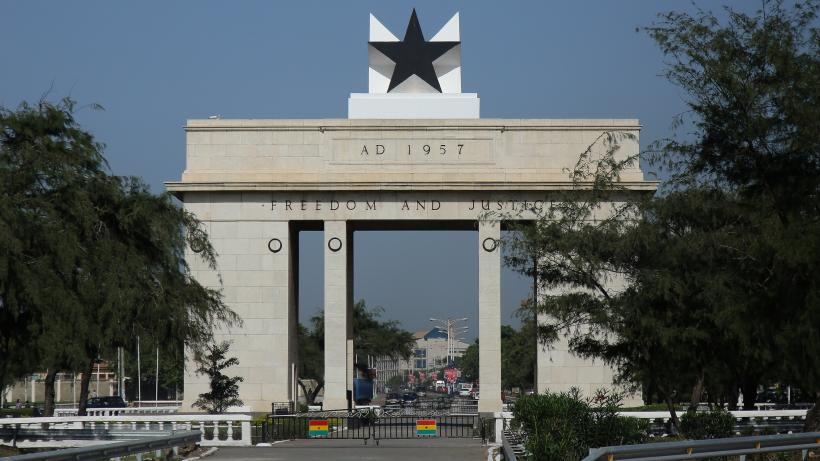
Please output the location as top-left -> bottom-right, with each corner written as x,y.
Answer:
478,220 -> 502,413
182,219 -> 298,412
324,221 -> 353,410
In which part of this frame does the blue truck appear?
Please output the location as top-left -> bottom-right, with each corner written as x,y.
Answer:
353,378 -> 374,405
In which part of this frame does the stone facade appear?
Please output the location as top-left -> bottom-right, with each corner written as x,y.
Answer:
168,118 -> 654,412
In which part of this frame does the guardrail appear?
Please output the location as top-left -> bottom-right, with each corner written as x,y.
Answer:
582,431 -> 820,461
2,430 -> 201,461
0,414 -> 251,447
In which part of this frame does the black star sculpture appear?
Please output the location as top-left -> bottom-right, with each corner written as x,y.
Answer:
369,9 -> 459,93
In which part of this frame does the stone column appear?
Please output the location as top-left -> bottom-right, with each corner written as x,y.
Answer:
478,220 -> 503,413
182,219 -> 298,412
324,221 -> 353,410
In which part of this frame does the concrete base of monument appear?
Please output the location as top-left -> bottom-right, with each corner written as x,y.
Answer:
348,93 -> 480,119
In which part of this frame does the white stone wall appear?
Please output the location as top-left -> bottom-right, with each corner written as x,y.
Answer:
182,220 -> 297,412
172,119 -> 645,190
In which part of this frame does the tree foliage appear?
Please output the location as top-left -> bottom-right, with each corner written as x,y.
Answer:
513,389 -> 647,461
0,99 -> 236,414
193,341 -> 243,414
455,339 -> 479,383
505,0 -> 820,430
502,304 -> 537,391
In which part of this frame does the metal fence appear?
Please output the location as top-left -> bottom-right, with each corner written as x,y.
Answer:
2,430 -> 201,461
260,414 -> 484,445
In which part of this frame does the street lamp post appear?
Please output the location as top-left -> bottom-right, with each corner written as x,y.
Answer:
430,317 -> 469,367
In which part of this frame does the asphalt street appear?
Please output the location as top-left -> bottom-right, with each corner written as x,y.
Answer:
206,438 -> 494,461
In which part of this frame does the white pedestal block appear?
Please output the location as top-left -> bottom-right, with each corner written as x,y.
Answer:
348,93 -> 480,119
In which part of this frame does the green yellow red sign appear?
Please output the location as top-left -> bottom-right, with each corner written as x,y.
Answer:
309,419 -> 329,437
416,419 -> 437,436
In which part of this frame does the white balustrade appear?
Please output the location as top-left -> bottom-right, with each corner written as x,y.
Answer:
493,409 -> 809,439
54,406 -> 180,417
618,409 -> 808,425
0,414 -> 252,447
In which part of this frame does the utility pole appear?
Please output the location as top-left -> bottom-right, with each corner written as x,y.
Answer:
430,317 -> 469,368
136,336 -> 141,406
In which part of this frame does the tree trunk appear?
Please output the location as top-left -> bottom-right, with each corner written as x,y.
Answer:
43,369 -> 58,417
297,381 -> 311,405
688,371 -> 705,412
741,380 -> 758,410
727,386 -> 739,411
803,391 -> 820,432
309,382 -> 324,406
77,359 -> 94,416
664,395 -> 680,434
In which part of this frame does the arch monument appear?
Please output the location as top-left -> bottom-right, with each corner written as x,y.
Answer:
167,11 -> 654,412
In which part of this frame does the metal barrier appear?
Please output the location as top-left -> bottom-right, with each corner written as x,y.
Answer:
262,414 -> 483,445
2,430 -> 201,460
271,401 -> 295,415
582,431 -> 820,461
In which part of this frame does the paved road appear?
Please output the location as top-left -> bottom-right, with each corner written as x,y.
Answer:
207,438 -> 492,461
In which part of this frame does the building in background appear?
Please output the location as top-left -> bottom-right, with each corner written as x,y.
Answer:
373,327 -> 469,392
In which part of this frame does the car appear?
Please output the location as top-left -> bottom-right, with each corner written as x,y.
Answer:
458,389 -> 471,397
401,392 -> 418,406
385,393 -> 402,406
86,396 -> 127,408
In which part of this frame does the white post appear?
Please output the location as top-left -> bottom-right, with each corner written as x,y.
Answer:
155,347 -> 159,406
291,362 -> 296,405
96,362 -> 100,397
137,336 -> 142,406
72,373 -> 76,407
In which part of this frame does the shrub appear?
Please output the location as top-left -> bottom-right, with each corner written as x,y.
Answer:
679,409 -> 734,440
512,388 -> 647,461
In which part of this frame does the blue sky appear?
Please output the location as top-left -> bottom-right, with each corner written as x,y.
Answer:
2,1 -> 748,339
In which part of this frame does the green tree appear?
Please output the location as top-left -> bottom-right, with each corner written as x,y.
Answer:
645,0 -> 820,426
297,299 -> 415,404
193,341 -> 243,414
455,339 -> 479,382
501,306 -> 537,391
505,0 -> 820,430
0,99 -> 237,415
0,99 -> 103,403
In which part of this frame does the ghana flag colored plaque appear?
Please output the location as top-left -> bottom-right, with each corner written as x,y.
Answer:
416,419 -> 437,436
309,419 -> 329,437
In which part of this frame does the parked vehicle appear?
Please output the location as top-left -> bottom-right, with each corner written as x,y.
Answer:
86,396 -> 127,408
385,393 -> 402,406
353,378 -> 374,405
401,392 -> 418,406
